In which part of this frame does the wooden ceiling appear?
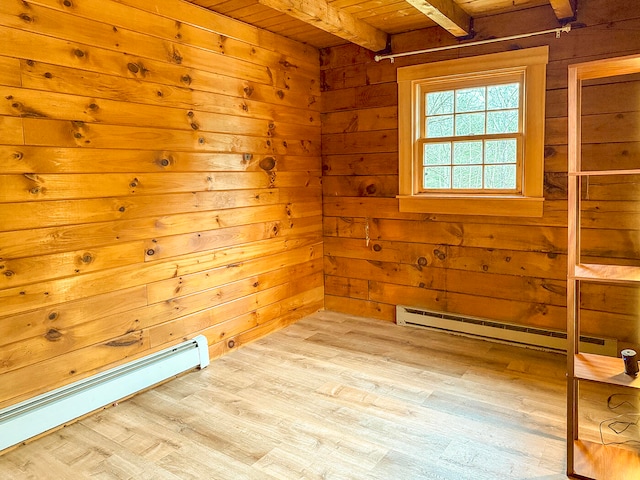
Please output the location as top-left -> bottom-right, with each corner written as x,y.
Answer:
187,0 -> 576,50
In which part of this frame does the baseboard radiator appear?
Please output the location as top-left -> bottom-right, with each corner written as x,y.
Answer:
0,335 -> 209,452
397,306 -> 618,356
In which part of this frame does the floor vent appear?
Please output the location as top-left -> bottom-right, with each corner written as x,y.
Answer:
397,306 -> 618,356
0,335 -> 209,452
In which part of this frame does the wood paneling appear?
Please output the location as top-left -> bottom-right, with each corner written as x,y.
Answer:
0,0 -> 322,409
320,0 -> 640,343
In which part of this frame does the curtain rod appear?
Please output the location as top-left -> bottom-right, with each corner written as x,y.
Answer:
374,25 -> 571,63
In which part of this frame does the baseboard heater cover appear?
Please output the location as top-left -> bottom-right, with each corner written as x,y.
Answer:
0,335 -> 209,452
396,306 -> 618,356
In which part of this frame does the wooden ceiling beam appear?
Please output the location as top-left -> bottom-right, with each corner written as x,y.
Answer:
256,0 -> 388,51
549,0 -> 576,20
403,0 -> 471,37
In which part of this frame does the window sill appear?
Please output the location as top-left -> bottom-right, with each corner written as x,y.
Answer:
397,195 -> 544,217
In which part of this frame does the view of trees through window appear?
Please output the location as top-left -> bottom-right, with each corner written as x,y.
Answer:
422,82 -> 520,190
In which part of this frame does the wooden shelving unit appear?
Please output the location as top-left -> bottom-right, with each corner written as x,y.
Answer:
567,54 -> 640,479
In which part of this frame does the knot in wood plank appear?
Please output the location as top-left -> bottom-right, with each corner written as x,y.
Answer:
45,329 -> 62,341
259,156 -> 276,171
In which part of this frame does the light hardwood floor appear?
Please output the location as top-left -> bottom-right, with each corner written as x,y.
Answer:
0,310 -> 573,479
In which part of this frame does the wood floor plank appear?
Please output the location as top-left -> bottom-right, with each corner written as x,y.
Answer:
0,310 -> 581,479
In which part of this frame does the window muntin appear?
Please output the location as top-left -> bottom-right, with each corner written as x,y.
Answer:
418,79 -> 523,193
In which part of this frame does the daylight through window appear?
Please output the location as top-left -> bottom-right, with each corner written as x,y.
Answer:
422,81 -> 521,191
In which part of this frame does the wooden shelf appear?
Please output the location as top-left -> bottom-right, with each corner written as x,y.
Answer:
573,439 -> 640,479
567,55 -> 640,480
574,353 -> 640,388
572,263 -> 640,284
568,169 -> 640,176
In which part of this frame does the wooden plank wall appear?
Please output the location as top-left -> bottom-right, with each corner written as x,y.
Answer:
321,0 -> 640,348
0,0 -> 323,409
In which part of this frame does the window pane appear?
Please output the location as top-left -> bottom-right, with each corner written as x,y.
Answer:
452,166 -> 482,189
455,112 -> 485,136
424,166 -> 451,188
456,87 -> 485,113
487,110 -> 518,134
426,115 -> 454,137
426,91 -> 454,115
485,139 -> 517,164
485,164 -> 516,189
487,83 -> 519,110
424,142 -> 451,165
453,141 -> 483,165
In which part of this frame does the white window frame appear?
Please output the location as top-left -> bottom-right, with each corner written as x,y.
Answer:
397,46 -> 548,217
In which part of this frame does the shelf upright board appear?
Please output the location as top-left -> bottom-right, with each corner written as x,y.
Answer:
567,54 -> 640,479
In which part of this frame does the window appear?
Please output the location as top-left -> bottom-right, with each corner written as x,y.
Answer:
397,47 -> 548,216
